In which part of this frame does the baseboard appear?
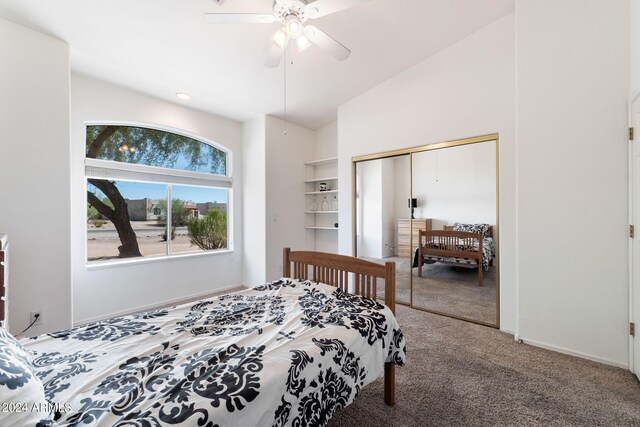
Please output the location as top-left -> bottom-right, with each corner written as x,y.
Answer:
74,283 -> 247,326
519,337 -> 628,369
502,328 -> 516,336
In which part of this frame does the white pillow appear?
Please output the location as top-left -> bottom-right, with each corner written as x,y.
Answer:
0,328 -> 56,426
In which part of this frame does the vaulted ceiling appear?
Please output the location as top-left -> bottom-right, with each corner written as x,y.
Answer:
0,0 -> 514,129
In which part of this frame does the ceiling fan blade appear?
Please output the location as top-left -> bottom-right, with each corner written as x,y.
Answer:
305,0 -> 370,19
204,13 -> 275,24
304,25 -> 351,61
265,44 -> 285,68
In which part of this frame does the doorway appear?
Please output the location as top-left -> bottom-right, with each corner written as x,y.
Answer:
631,95 -> 640,379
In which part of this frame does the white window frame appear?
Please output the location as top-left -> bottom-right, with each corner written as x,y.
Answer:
84,122 -> 233,268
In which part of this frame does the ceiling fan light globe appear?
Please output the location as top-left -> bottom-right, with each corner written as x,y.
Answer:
273,29 -> 289,49
285,16 -> 303,39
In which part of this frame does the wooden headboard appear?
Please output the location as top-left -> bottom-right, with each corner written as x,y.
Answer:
283,248 -> 396,314
444,225 -> 494,238
0,234 -> 7,329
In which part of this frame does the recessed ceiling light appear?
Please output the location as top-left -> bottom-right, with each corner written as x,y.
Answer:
176,93 -> 191,100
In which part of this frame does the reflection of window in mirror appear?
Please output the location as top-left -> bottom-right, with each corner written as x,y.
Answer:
355,155 -> 412,306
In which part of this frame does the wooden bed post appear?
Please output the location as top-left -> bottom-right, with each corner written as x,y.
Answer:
283,248 -> 291,278
0,235 -> 6,329
283,248 -> 398,407
384,261 -> 396,406
417,230 -> 423,277
477,232 -> 484,287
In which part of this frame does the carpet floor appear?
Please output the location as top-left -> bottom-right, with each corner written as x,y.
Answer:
329,305 -> 640,427
368,256 -> 497,325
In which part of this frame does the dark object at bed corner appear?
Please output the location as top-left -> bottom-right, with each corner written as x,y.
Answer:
0,234 -> 7,329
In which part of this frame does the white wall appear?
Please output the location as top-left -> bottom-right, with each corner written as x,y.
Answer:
412,141 -> 497,231
393,156 -> 411,254
71,74 -> 244,324
265,116 -> 315,281
242,116 -> 266,286
632,0 -> 640,97
380,158 -> 396,258
357,158 -> 401,259
315,121 -> 338,160
0,18 -> 71,336
516,0 -> 630,366
358,160 -> 383,258
338,14 -> 517,332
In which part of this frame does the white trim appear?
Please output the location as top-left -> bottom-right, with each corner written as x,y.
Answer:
74,283 -> 246,326
630,96 -> 639,375
519,337 -> 629,369
85,158 -> 232,188
629,97 -> 634,374
86,248 -> 234,270
167,185 -> 173,256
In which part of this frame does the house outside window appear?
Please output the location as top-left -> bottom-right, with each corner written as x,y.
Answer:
85,124 -> 232,265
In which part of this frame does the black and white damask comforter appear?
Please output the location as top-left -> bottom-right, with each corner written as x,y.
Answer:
23,279 -> 406,426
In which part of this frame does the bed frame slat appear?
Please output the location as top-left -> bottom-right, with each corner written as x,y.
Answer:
417,229 -> 486,287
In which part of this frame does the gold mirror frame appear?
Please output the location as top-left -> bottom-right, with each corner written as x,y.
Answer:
352,133 -> 500,328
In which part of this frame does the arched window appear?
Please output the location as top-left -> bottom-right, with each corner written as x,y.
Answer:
85,124 -> 232,265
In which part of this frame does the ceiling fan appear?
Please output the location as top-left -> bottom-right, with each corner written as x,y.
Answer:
204,0 -> 370,67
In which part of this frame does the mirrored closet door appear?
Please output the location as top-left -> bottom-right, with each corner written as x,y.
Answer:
411,140 -> 498,326
355,155 -> 411,305
353,135 -> 499,327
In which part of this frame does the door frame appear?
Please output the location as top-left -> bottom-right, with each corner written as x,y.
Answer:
629,92 -> 640,376
351,133 -> 500,329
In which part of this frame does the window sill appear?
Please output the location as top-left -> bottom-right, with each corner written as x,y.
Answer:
85,248 -> 234,270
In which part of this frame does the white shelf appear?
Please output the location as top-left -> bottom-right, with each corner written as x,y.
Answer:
306,226 -> 339,230
305,211 -> 338,214
305,190 -> 338,195
304,176 -> 338,183
304,157 -> 338,167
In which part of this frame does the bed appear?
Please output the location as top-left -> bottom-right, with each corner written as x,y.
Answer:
413,223 -> 495,287
0,246 -> 405,427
